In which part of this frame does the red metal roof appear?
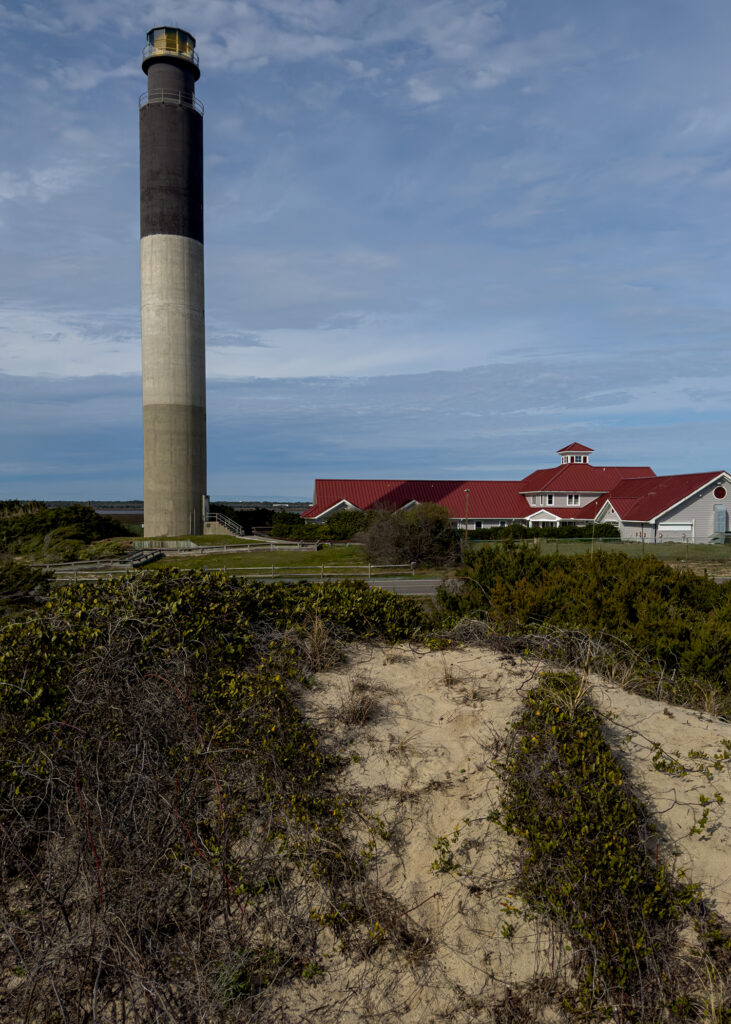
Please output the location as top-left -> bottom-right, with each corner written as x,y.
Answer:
519,464 -> 654,493
303,466 -> 725,526
304,479 -> 532,520
600,473 -> 720,522
557,441 -> 594,453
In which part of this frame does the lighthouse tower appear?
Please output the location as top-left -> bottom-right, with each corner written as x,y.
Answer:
139,27 -> 207,537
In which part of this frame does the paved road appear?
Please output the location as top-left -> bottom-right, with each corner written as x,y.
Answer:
366,578 -> 444,596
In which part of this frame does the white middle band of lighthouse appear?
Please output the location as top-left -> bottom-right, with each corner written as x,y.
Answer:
141,234 -> 205,409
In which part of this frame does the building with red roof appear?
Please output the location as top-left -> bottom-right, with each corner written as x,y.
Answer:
303,444 -> 731,544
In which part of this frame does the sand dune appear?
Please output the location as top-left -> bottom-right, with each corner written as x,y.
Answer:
279,642 -> 731,1022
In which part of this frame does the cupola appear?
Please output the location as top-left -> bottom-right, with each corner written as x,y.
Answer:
557,442 -> 593,466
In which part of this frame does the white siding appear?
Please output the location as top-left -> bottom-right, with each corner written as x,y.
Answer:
524,491 -> 603,507
656,478 -> 731,544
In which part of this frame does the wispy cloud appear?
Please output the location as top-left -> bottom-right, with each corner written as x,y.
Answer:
0,162 -> 92,204
407,77 -> 445,105
0,308 -> 138,378
53,60 -> 139,91
471,26 -> 586,89
4,1 -> 731,497
3,350 -> 730,498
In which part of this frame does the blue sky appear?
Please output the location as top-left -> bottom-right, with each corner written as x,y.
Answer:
2,0 -> 731,499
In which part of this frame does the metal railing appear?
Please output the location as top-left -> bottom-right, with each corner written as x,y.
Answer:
139,89 -> 204,114
143,42 -> 199,67
134,539 -> 199,550
205,511 -> 247,537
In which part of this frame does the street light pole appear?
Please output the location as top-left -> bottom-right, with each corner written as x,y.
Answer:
464,488 -> 470,545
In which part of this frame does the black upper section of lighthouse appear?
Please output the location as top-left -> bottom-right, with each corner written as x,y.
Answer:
140,27 -> 203,243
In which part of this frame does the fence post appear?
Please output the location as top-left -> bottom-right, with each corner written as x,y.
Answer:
271,565 -> 274,578
368,564 -> 372,579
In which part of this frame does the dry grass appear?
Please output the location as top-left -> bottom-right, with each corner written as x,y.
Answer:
337,673 -> 378,727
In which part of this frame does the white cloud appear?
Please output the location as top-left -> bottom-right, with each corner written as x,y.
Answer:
407,77 -> 444,104
0,308 -> 138,378
5,0 -> 731,499
5,0 -> 510,77
0,162 -> 91,204
53,60 -> 138,91
343,59 -> 380,80
416,0 -> 504,61
472,27 -> 584,90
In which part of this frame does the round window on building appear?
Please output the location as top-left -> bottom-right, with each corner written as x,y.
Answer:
714,486 -> 727,499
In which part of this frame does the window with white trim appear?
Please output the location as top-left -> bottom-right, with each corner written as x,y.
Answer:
546,494 -> 554,506
567,494 -> 580,506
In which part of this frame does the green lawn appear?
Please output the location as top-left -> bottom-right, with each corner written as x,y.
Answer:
142,544 -> 381,573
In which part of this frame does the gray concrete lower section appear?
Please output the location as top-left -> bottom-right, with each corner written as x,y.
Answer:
143,403 -> 206,536
141,233 -> 206,538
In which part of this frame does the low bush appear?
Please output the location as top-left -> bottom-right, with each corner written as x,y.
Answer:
441,545 -> 731,711
492,672 -> 731,1019
471,522 -> 620,540
0,500 -> 45,519
0,561 -> 50,621
270,510 -> 325,541
0,573 -> 427,1021
270,509 -> 368,542
0,504 -> 130,562
361,503 -> 459,567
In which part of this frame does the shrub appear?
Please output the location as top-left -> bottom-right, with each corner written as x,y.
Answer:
0,500 -> 45,519
493,673 -> 731,1018
441,544 -> 731,711
0,504 -> 130,561
471,522 -> 620,540
319,509 -> 368,541
0,561 -> 50,620
270,510 -> 321,541
361,503 -> 459,566
270,509 -> 368,542
0,574 -> 427,1021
